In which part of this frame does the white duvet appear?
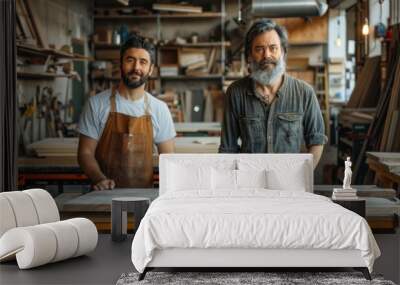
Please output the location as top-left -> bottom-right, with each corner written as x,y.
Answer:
131,190 -> 380,273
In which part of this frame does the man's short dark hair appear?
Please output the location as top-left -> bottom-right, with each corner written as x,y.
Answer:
120,34 -> 156,64
244,18 -> 288,60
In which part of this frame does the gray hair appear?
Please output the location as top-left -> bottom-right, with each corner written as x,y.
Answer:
244,18 -> 288,61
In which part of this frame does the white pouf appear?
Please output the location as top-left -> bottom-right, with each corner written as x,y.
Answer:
0,189 -> 98,269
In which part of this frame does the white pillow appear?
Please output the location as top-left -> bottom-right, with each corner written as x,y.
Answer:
266,164 -> 307,191
237,169 -> 267,189
211,168 -> 268,191
238,158 -> 308,191
212,168 -> 237,190
167,162 -> 212,191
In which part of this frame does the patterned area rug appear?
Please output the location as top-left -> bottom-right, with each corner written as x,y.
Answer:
116,271 -> 396,285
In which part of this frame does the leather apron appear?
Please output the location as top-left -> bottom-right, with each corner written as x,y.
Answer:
95,87 -> 153,188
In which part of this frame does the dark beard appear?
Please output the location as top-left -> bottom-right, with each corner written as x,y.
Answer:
121,70 -> 150,89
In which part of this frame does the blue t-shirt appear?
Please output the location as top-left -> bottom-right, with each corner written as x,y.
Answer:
78,89 -> 176,144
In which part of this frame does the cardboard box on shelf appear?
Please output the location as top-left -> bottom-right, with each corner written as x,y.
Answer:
94,27 -> 112,44
159,48 -> 178,65
95,49 -> 120,60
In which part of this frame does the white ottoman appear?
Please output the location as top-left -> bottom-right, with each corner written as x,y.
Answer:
0,189 -> 98,269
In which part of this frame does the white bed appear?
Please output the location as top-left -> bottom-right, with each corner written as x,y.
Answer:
131,154 -> 380,280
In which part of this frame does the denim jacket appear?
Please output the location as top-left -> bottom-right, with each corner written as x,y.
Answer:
219,75 -> 327,153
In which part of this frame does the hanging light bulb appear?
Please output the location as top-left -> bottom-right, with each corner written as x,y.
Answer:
362,18 -> 370,36
362,18 -> 369,56
335,36 -> 342,47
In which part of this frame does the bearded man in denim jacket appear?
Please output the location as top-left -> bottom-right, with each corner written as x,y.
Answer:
219,18 -> 327,167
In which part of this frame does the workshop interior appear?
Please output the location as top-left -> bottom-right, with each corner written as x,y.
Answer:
0,0 -> 399,284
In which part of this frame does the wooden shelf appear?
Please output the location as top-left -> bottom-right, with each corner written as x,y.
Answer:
224,76 -> 242,80
17,71 -> 74,80
94,12 -> 224,20
95,42 -> 230,49
159,42 -> 231,48
289,42 -> 327,47
17,44 -> 90,60
160,75 -> 222,80
92,75 -> 223,81
92,76 -> 160,81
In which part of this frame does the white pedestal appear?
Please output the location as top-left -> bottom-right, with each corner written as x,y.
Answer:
332,188 -> 358,200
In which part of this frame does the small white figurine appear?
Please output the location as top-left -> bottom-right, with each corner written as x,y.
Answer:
343,157 -> 352,189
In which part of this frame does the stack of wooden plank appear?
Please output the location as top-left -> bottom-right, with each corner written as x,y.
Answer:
353,50 -> 400,182
380,58 -> 400,152
338,108 -> 375,128
179,48 -> 208,75
152,3 -> 203,14
16,0 -> 47,48
346,56 -> 381,108
27,135 -> 220,159
178,48 -> 219,76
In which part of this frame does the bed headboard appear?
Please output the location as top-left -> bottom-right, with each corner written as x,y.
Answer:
159,154 -> 314,195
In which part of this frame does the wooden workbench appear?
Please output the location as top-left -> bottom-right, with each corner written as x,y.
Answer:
174,122 -> 221,136
59,188 -> 158,232
61,188 -> 159,212
57,186 -> 399,233
23,136 -> 220,162
366,152 -> 400,196
19,136 -> 220,192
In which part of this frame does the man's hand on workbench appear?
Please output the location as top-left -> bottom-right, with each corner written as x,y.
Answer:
93,179 -> 115,191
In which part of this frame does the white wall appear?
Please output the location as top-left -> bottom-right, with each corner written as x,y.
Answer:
328,9 -> 347,59
368,0 -> 390,57
328,9 -> 346,102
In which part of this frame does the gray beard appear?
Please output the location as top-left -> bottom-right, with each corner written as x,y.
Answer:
250,57 -> 286,86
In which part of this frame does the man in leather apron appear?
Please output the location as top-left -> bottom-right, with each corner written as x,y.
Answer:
219,19 -> 327,168
78,34 -> 176,190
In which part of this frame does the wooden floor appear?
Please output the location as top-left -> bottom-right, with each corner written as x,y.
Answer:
0,234 -> 133,285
